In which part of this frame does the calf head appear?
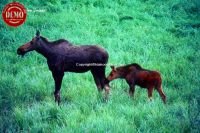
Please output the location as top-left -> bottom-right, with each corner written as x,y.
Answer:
107,66 -> 121,81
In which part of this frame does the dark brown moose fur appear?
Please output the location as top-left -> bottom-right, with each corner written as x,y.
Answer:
107,63 -> 166,103
17,31 -> 110,105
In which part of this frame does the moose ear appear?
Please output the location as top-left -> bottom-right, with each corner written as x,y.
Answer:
36,30 -> 40,37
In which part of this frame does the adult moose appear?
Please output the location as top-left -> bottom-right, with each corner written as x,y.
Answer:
17,31 -> 110,105
107,63 -> 166,104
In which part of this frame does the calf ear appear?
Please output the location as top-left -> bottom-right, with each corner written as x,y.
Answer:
110,65 -> 115,69
110,65 -> 116,71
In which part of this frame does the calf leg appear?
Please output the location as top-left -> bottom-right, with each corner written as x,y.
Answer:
147,87 -> 154,101
126,80 -> 135,97
52,71 -> 64,105
156,86 -> 166,104
129,84 -> 135,97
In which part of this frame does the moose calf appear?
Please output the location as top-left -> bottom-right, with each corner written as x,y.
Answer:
107,63 -> 166,103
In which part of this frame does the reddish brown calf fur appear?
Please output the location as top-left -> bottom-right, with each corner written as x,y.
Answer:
107,63 -> 166,103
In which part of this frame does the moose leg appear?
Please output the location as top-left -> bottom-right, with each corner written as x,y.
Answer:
101,76 -> 110,100
99,67 -> 110,96
91,67 -> 110,100
147,87 -> 154,101
52,71 -> 64,105
91,70 -> 102,92
156,86 -> 166,104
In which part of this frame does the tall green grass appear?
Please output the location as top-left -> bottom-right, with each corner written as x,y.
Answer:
0,0 -> 200,132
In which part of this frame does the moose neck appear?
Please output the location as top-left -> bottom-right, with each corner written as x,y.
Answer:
35,38 -> 55,59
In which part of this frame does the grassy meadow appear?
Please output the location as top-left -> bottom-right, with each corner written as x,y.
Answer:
0,0 -> 200,132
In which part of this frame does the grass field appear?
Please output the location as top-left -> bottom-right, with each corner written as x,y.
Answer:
0,0 -> 200,132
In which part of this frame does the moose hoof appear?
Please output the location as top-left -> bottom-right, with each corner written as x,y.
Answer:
148,97 -> 153,102
54,93 -> 61,105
